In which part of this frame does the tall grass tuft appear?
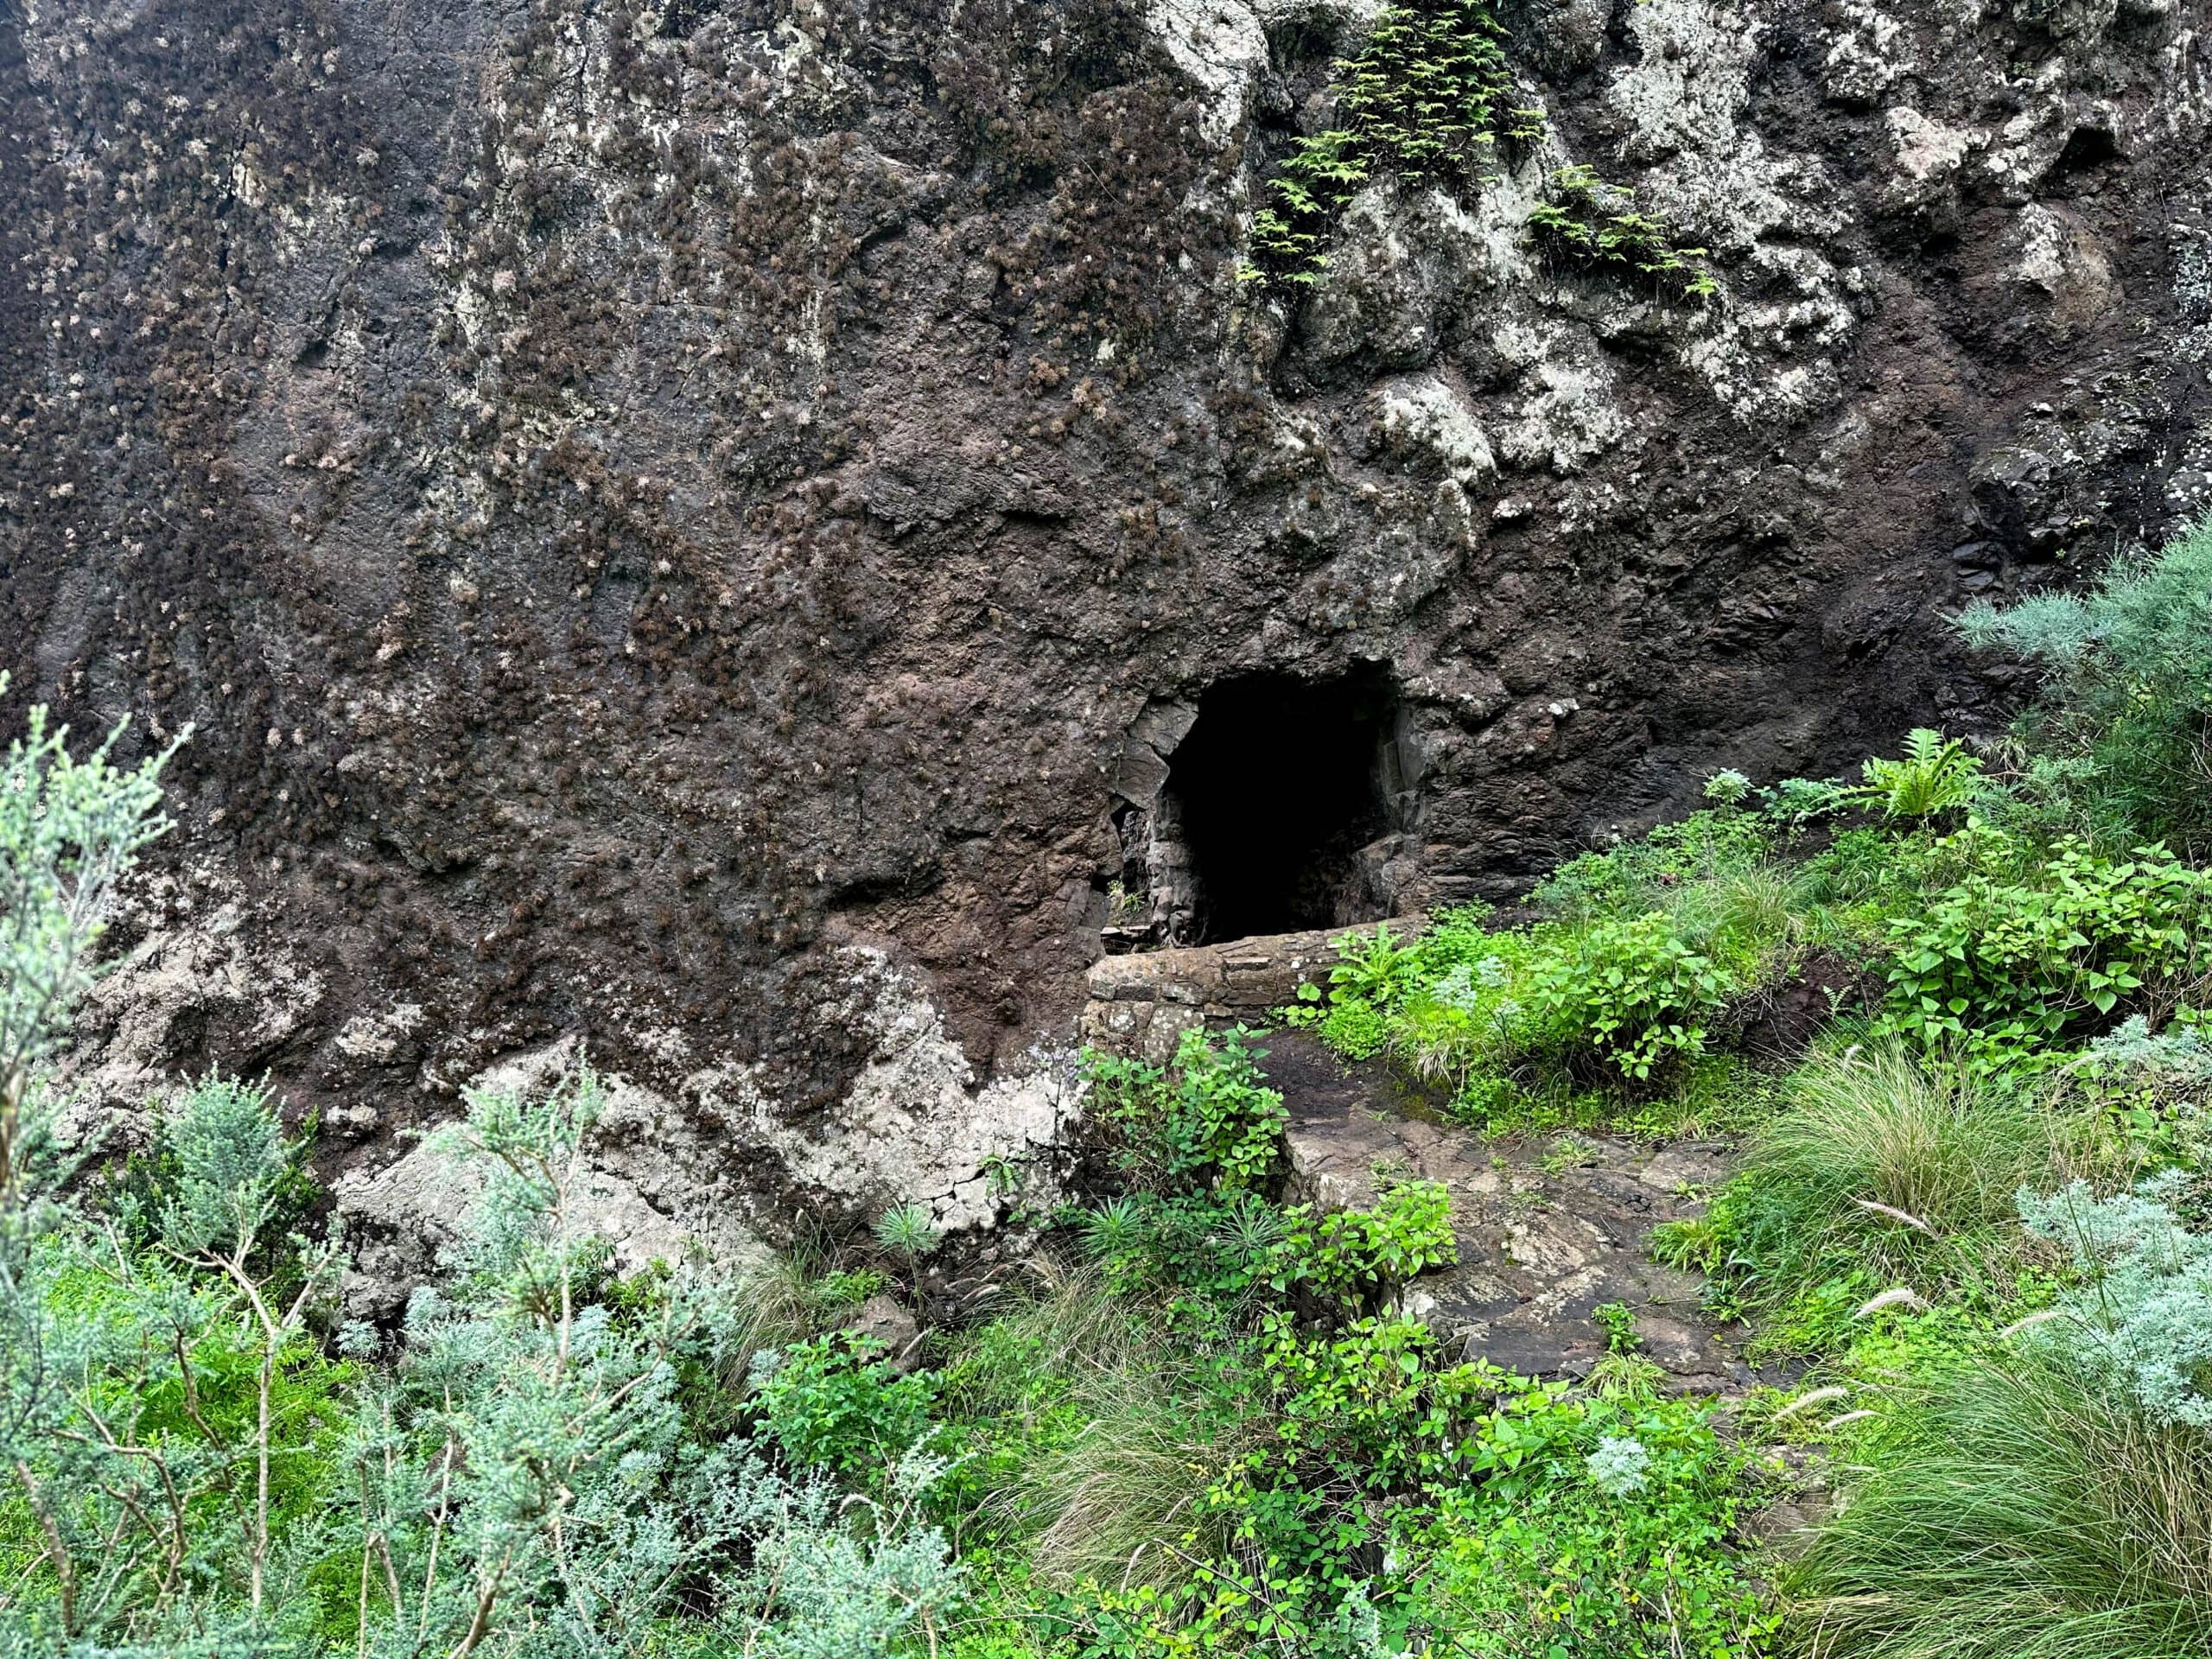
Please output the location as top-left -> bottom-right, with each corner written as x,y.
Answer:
1792,1356 -> 2212,1658
1019,1361 -> 1255,1595
1707,1042 -> 2120,1303
966,1266 -> 1262,1596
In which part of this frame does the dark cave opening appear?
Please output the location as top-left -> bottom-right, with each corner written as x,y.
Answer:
1165,668 -> 1401,944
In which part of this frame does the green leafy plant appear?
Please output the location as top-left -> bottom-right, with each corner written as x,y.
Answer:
1522,912 -> 1732,1085
1327,921 -> 1419,1007
1087,1027 -> 1288,1198
1703,768 -> 1754,806
1594,1300 -> 1640,1354
752,1332 -> 939,1480
1301,923 -> 1421,1060
1317,995 -> 1390,1059
1420,1377 -> 1770,1655
1274,1178 -> 1458,1317
1848,728 -> 1985,821
1877,835 -> 2212,1057
1163,1025 -> 1288,1196
1527,162 -> 1718,302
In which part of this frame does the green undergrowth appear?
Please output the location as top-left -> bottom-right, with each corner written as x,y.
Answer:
924,1027 -> 1771,1656
1267,514 -> 2212,1656
10,518 -> 2212,1656
1280,783 -> 1892,1130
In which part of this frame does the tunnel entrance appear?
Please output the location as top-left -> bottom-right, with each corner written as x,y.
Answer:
1162,668 -> 1402,943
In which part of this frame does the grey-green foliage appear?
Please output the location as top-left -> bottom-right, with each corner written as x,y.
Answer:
340,1066 -> 963,1658
0,681 -> 959,1655
158,1075 -> 289,1257
1958,515 -> 2212,846
2018,1173 -> 2212,1429
0,685 -> 207,1646
2086,1014 -> 2212,1085
0,1075 -> 339,1651
2,1060 -> 963,1656
739,1452 -> 964,1659
0,677 -> 181,1188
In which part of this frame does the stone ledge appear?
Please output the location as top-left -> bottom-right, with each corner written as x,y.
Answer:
1078,915 -> 1423,1064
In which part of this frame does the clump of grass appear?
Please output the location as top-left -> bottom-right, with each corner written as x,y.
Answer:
938,1262 -> 1148,1419
1791,1356 -> 2212,1659
1671,1042 -> 2123,1325
1765,1046 -> 2075,1245
934,1263 -> 1262,1596
1011,1351 -> 1260,1596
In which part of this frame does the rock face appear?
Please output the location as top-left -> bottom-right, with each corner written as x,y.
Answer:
4,1 -> 2209,1249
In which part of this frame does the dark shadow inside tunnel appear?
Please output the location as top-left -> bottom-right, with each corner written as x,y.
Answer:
1163,667 -> 1402,943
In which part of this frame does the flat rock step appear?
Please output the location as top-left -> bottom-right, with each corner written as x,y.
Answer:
1261,1030 -> 1768,1395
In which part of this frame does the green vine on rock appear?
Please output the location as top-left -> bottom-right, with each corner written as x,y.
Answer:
1243,3 -> 1718,306
1525,163 -> 1718,303
1244,0 -> 1541,286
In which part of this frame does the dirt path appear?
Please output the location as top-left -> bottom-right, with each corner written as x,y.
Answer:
1259,1030 -> 1771,1394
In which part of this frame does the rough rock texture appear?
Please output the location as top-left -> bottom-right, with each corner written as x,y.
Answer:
1268,1030 -> 1764,1390
336,1028 -> 1070,1314
4,0 -> 2209,1244
1079,915 -> 1418,1061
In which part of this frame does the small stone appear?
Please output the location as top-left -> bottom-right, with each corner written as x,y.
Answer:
849,1293 -> 924,1371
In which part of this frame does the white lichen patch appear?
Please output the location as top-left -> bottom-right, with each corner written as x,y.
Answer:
2009,202 -> 2121,325
1887,105 -> 1976,184
1607,0 -> 1758,162
725,944 -> 1078,1233
334,1001 -> 427,1063
1824,0 -> 1910,104
1142,0 -> 1389,145
1375,375 -> 1497,486
1143,0 -> 1270,145
1491,323 -> 1632,474
1567,0 -> 1860,425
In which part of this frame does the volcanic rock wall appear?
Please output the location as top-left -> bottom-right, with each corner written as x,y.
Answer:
3,0 -> 2208,1247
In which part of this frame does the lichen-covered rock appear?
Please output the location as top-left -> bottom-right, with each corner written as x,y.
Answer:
333,1039 -> 779,1319
3,0 -> 2208,1259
